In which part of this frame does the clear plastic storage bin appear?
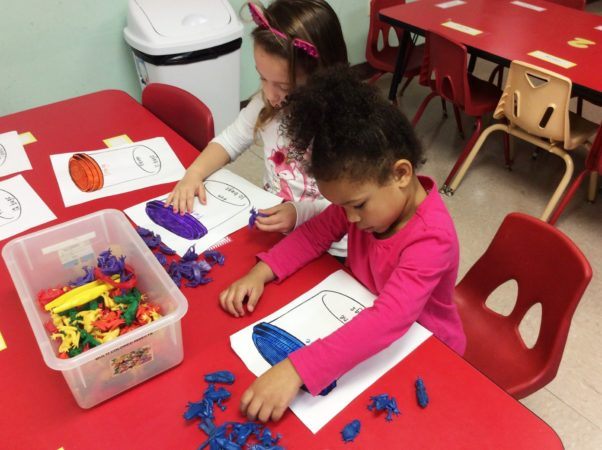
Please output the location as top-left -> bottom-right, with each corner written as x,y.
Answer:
2,209 -> 188,408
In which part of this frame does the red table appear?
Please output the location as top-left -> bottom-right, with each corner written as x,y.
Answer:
381,0 -> 602,103
0,91 -> 562,449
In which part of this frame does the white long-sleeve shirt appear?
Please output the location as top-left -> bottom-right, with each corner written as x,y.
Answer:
212,93 -> 347,256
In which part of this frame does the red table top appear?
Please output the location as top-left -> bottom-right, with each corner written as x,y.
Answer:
381,0 -> 602,102
0,90 -> 562,449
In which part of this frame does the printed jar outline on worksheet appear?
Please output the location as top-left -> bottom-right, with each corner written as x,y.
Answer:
0,144 -> 7,167
263,290 -> 366,346
0,189 -> 22,225
184,180 -> 252,233
69,145 -> 162,192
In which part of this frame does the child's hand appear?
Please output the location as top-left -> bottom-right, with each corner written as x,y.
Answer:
255,203 -> 297,233
240,358 -> 303,423
165,167 -> 206,214
219,262 -> 275,317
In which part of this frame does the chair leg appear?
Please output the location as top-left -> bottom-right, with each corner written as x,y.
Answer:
540,146 -> 574,222
412,92 -> 438,127
488,65 -> 504,90
442,116 -> 482,190
399,75 -> 414,97
452,105 -> 465,139
576,97 -> 584,116
548,170 -> 587,225
447,123 -> 508,194
588,172 -> 599,202
503,133 -> 513,169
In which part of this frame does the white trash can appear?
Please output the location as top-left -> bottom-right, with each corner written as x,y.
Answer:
124,0 -> 243,134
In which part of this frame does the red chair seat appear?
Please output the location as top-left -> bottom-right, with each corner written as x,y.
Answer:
454,213 -> 592,399
465,74 -> 502,116
370,43 -> 424,77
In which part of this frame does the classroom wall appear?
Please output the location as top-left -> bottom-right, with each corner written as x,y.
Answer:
0,0 -> 369,117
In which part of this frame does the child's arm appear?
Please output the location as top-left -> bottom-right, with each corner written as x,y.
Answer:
253,196 -> 330,233
219,261 -> 275,317
289,231 -> 458,395
166,94 -> 263,213
220,205 -> 347,317
165,143 -> 231,213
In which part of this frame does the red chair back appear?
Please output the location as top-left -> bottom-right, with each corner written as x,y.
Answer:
366,0 -> 406,72
455,213 -> 592,398
419,31 -> 470,108
545,0 -> 586,10
142,83 -> 214,152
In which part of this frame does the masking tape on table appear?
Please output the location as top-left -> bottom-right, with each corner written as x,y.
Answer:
18,131 -> 37,145
528,50 -> 576,69
0,331 -> 7,352
441,21 -> 482,36
103,134 -> 133,147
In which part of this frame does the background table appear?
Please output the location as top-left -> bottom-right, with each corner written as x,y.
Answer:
0,90 -> 562,449
381,0 -> 602,103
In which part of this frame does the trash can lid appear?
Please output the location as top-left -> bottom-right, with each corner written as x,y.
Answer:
124,0 -> 243,55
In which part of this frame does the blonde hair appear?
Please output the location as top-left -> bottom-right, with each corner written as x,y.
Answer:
247,0 -> 348,131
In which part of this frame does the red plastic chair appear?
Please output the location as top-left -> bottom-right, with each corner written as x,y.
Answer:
549,130 -> 602,224
412,30 -> 505,192
142,83 -> 214,151
455,213 -> 592,399
366,0 -> 423,97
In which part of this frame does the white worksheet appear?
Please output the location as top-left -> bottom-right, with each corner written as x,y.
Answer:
230,270 -> 432,433
0,131 -> 32,178
124,169 -> 282,256
50,137 -> 186,207
0,175 -> 56,241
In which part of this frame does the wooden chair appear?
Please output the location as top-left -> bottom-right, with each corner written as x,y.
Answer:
142,83 -> 214,151
448,61 -> 599,221
455,213 -> 592,399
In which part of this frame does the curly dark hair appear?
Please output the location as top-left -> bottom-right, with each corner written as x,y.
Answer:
281,66 -> 422,185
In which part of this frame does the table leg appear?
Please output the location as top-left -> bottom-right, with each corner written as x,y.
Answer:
388,31 -> 412,102
468,54 -> 477,73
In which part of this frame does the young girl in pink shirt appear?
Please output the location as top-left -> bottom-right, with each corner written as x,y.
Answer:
220,68 -> 466,423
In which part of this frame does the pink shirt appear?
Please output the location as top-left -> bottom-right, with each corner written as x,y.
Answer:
258,176 -> 466,395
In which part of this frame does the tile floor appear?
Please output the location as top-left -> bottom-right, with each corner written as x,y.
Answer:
226,4 -> 602,447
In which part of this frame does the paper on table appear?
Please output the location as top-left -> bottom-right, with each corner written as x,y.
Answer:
0,131 -> 33,178
0,175 -> 56,241
436,0 -> 466,9
230,270 -> 432,434
124,169 -> 282,256
441,20 -> 483,36
528,50 -> 576,69
510,1 -> 546,12
50,137 -> 186,207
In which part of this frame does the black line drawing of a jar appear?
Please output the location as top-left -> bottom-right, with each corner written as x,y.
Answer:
185,180 -> 251,231
252,290 -> 367,395
0,189 -> 22,225
0,144 -> 7,167
68,145 -> 162,192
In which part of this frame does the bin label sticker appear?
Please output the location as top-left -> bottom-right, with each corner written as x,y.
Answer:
111,345 -> 153,376
42,232 -> 96,268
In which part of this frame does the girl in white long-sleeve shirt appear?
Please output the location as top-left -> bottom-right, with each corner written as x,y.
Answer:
166,0 -> 348,256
